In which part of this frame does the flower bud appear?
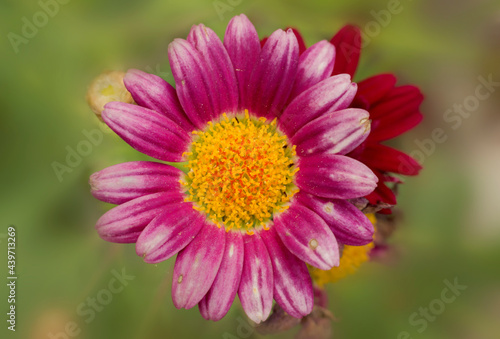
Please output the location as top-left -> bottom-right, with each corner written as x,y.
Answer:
86,70 -> 134,121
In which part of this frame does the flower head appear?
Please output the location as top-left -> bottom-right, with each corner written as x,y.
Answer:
90,14 -> 378,323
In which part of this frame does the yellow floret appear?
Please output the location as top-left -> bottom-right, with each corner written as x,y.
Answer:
181,111 -> 299,231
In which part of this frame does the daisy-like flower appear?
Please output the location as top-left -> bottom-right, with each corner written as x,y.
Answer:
90,14 -> 378,323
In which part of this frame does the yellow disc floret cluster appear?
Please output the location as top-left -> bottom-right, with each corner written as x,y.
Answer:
181,111 -> 299,232
309,214 -> 377,287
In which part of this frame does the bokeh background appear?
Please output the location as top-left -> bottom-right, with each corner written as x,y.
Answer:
1,0 -> 500,338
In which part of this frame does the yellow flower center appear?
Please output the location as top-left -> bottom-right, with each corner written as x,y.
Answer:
181,111 -> 299,233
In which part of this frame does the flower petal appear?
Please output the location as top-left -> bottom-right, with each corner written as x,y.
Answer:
123,69 -> 195,132
330,25 -> 362,78
289,27 -> 307,55
245,28 -> 299,119
292,108 -> 370,157
102,102 -> 190,162
365,170 -> 397,205
135,202 -> 205,264
361,143 -> 422,176
224,14 -> 261,110
369,85 -> 423,119
95,192 -> 184,243
260,27 -> 306,53
368,85 -> 424,142
168,39 -> 219,128
199,231 -> 244,321
261,228 -> 314,318
356,73 -> 397,105
260,37 -> 268,48
238,232 -> 273,324
274,204 -> 338,270
371,113 -> 423,143
278,74 -> 357,136
188,24 -> 238,115
90,161 -> 182,204
289,40 -> 336,100
172,224 -> 226,309
296,154 -> 378,199
294,192 -> 374,246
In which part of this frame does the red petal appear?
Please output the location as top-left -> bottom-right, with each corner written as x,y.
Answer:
362,143 -> 422,176
371,111 -> 423,142
260,37 -> 268,48
368,85 -> 424,142
330,25 -> 362,78
370,85 -> 423,119
376,208 -> 393,215
365,170 -> 397,205
356,74 -> 397,106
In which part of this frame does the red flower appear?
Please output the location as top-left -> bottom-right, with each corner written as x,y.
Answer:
288,26 -> 423,207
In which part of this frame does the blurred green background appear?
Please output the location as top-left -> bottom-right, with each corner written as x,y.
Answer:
1,0 -> 500,338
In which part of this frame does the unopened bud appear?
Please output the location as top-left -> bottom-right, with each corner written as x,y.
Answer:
296,306 -> 335,339
86,70 -> 134,121
256,303 -> 301,335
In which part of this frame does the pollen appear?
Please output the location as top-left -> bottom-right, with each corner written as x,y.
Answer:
181,111 -> 299,231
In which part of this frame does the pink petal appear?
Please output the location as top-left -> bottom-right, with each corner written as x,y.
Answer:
224,14 -> 261,110
260,228 -> 314,318
278,74 -> 357,136
289,40 -> 336,100
172,224 -> 226,309
123,69 -> 195,132
90,161 -> 182,204
135,202 -> 205,264
199,231 -> 244,321
188,24 -> 238,115
95,192 -> 184,243
244,29 -> 299,119
262,27 -> 307,54
292,108 -> 370,157
168,39 -> 220,128
289,27 -> 307,54
296,154 -> 378,199
238,232 -> 273,324
102,102 -> 190,162
294,192 -> 374,246
274,204 -> 338,270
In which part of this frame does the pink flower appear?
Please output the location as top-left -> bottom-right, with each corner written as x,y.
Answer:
90,14 -> 377,323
